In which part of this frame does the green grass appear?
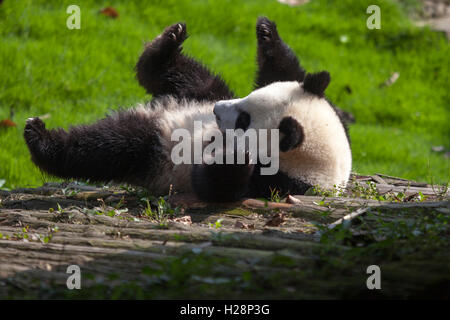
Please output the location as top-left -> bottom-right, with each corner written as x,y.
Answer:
0,0 -> 448,189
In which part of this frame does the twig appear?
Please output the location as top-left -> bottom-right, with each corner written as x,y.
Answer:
328,207 -> 368,229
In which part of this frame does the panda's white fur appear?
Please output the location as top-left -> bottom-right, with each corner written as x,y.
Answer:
214,81 -> 352,190
130,97 -> 218,194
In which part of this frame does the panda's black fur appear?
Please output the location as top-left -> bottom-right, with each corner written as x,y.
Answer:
136,22 -> 235,102
24,17 -> 351,202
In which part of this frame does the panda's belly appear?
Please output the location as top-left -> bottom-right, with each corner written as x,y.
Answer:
146,101 -> 220,195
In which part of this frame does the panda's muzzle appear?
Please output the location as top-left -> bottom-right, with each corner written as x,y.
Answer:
214,99 -> 243,131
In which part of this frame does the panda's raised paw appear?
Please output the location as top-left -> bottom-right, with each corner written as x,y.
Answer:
25,117 -> 45,132
24,117 -> 47,144
256,17 -> 279,44
163,22 -> 187,47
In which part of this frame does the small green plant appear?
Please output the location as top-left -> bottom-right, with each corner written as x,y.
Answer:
314,206 -> 450,249
348,180 -> 382,200
142,196 -> 180,227
90,198 -> 129,218
269,187 -> 282,203
209,218 -> 224,229
9,225 -> 59,243
49,203 -> 65,214
346,180 -> 414,202
311,185 -> 345,198
313,198 -> 334,208
416,191 -> 427,202
431,181 -> 449,200
427,163 -> 449,200
61,187 -> 80,197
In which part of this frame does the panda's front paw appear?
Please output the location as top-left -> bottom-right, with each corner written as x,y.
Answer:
256,17 -> 279,45
24,117 -> 47,144
192,149 -> 255,202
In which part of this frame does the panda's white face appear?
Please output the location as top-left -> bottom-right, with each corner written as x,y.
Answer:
213,79 -> 352,190
213,81 -> 301,132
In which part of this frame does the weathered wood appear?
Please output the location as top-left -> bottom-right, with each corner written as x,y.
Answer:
371,175 -> 388,185
0,175 -> 449,299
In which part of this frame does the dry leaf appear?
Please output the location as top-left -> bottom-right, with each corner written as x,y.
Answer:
432,146 -> 444,152
286,195 -> 302,205
264,213 -> 287,227
37,113 -> 51,120
171,215 -> 192,226
0,119 -> 16,128
234,221 -> 255,229
278,0 -> 309,6
100,7 -> 119,18
380,72 -> 399,87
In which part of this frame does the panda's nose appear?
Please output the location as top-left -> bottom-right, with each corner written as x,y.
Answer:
212,105 -> 219,120
214,99 -> 242,130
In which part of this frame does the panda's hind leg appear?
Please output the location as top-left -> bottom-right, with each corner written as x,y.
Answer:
255,17 -> 306,89
136,23 -> 234,101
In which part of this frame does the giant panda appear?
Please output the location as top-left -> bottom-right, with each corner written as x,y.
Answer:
23,17 -> 352,202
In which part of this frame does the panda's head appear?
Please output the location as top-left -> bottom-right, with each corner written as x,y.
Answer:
213,71 -> 332,153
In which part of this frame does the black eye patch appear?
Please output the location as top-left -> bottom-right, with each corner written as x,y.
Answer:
279,116 -> 304,152
235,111 -> 251,131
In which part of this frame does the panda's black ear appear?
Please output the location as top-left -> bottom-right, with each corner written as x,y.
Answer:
279,116 -> 304,152
302,71 -> 330,98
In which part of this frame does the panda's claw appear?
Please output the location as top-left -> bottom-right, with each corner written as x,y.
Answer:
157,22 -> 187,49
260,24 -> 271,36
256,17 -> 278,44
167,22 -> 187,43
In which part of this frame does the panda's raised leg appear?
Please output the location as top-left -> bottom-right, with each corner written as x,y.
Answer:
136,23 -> 234,101
255,17 -> 306,89
24,116 -> 162,186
